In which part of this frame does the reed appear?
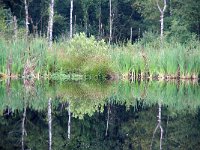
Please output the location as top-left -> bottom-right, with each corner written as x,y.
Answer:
0,33 -> 199,80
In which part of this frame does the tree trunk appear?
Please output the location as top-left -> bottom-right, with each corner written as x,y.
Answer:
98,1 -> 102,39
48,98 -> 52,150
109,0 -> 112,44
70,0 -> 73,38
24,0 -> 29,38
157,0 -> 167,42
74,15 -> 76,35
13,16 -> 17,39
130,27 -> 132,42
48,0 -> 55,47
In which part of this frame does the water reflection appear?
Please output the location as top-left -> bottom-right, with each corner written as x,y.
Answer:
0,80 -> 200,149
151,103 -> 163,150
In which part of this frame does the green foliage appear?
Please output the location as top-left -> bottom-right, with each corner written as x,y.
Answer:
0,6 -> 6,33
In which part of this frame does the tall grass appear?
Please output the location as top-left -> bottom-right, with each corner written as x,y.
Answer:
111,36 -> 200,79
0,33 -> 200,80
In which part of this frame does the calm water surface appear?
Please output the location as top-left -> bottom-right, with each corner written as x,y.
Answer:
0,80 -> 200,150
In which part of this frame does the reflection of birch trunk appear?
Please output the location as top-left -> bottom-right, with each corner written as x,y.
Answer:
68,101 -> 71,139
70,0 -> 73,38
105,104 -> 110,136
150,103 -> 164,150
48,98 -> 52,150
22,105 -> 27,150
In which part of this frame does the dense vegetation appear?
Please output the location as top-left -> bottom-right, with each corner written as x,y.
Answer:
0,0 -> 200,80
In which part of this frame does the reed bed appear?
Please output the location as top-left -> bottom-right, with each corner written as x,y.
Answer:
111,37 -> 200,80
0,33 -> 199,81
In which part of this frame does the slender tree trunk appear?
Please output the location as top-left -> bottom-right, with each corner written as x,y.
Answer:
157,0 -> 167,42
68,101 -> 71,139
70,0 -> 73,38
47,21 -> 50,40
48,0 -> 55,47
13,16 -> 18,39
24,0 -> 29,38
98,1 -> 102,39
48,98 -> 52,150
130,27 -> 132,42
85,17 -> 88,35
109,0 -> 112,44
138,27 -> 141,40
74,15 -> 76,35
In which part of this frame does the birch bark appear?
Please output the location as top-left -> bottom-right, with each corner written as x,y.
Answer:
24,0 -> 29,38
70,0 -> 73,38
157,0 -> 167,41
109,0 -> 112,44
48,0 -> 54,47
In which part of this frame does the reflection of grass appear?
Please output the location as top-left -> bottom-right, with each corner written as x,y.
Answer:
112,81 -> 200,113
0,80 -> 200,117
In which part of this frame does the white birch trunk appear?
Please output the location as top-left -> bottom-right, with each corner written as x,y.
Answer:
157,0 -> 167,42
48,0 -> 55,47
130,27 -> 132,42
70,0 -> 73,38
48,98 -> 52,150
98,1 -> 102,39
24,0 -> 29,38
13,16 -> 18,39
109,0 -> 112,44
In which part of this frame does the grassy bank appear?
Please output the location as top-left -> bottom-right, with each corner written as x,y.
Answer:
0,33 -> 200,81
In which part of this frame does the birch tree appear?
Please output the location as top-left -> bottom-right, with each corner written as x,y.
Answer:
24,0 -> 29,38
47,0 -> 55,47
13,16 -> 17,39
157,0 -> 167,41
109,0 -> 112,44
70,0 -> 73,38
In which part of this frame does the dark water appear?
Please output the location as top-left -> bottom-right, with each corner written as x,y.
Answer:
0,80 -> 200,150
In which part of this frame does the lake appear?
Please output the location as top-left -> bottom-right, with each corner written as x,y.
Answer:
0,79 -> 200,149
